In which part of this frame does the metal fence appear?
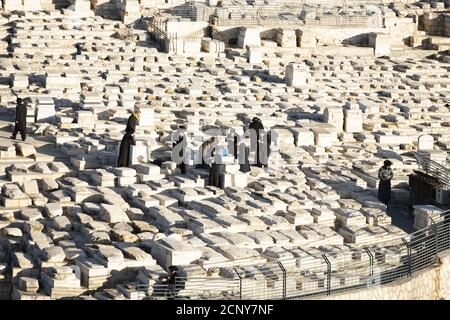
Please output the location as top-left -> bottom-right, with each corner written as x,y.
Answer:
135,210 -> 450,300
416,152 -> 450,188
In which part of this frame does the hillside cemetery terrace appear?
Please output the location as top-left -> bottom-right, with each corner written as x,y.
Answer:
0,0 -> 449,300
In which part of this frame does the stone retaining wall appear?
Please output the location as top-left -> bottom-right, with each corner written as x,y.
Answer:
312,249 -> 450,300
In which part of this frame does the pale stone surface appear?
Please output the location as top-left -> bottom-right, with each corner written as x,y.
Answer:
418,134 -> 434,151
0,0 -> 448,301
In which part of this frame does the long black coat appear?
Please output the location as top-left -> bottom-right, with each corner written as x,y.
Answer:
239,145 -> 251,173
249,119 -> 264,167
117,133 -> 135,167
209,163 -> 224,188
378,180 -> 391,204
15,103 -> 27,131
233,135 -> 239,160
126,114 -> 138,134
378,166 -> 393,204
266,130 -> 272,157
173,136 -> 190,174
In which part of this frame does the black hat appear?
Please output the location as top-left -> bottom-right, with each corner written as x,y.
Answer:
168,266 -> 179,273
17,97 -> 23,104
384,160 -> 392,166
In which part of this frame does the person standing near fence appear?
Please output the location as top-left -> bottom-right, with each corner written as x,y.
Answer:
165,266 -> 182,298
378,160 -> 393,207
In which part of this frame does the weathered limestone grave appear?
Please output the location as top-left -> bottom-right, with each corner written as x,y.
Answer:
0,0 -> 448,301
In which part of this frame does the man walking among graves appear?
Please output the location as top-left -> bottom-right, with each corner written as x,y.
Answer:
248,117 -> 265,167
378,160 -> 393,206
11,97 -> 27,142
117,132 -> 135,167
173,126 -> 190,174
117,110 -> 141,167
209,158 -> 224,188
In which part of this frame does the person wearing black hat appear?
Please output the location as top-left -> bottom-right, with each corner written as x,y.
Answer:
208,159 -> 224,188
172,127 -> 191,174
378,160 -> 393,206
11,98 -> 27,141
165,266 -> 181,298
248,117 -> 265,167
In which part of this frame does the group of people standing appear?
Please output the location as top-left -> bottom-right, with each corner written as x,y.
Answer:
116,115 -> 273,189
192,117 -> 272,189
12,100 -> 393,206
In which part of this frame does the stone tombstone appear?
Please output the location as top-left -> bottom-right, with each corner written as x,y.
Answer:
237,27 -> 261,49
418,134 -> 434,150
369,32 -> 391,57
130,140 -> 152,164
344,102 -> 363,133
135,105 -> 154,127
323,107 -> 344,132
246,45 -> 263,64
35,96 -> 56,123
276,28 -> 297,48
296,29 -> 316,48
285,63 -> 308,87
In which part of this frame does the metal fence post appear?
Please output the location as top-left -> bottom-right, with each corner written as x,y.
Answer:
174,276 -> 184,299
401,238 -> 411,277
233,268 -> 242,300
444,212 -> 450,252
363,246 -> 374,276
429,216 -> 438,260
322,254 -> 331,296
277,261 -> 287,299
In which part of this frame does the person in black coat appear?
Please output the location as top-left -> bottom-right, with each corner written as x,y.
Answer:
125,111 -> 140,134
378,160 -> 393,206
263,129 -> 272,168
209,161 -> 224,188
117,132 -> 135,167
11,98 -> 27,141
248,117 -> 264,167
173,134 -> 190,174
233,134 -> 239,160
239,143 -> 251,173
226,129 -> 239,160
198,137 -> 216,169
165,266 -> 181,298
